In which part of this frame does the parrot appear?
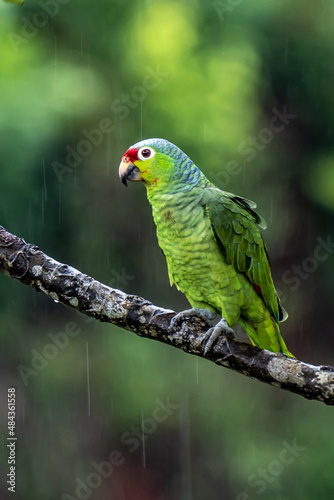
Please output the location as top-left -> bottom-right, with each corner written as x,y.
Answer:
118,138 -> 293,357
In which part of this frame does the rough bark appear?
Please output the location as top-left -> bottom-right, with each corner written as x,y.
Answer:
0,225 -> 334,405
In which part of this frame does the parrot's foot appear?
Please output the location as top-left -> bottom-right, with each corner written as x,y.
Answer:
203,318 -> 235,356
170,308 -> 216,329
170,309 -> 234,356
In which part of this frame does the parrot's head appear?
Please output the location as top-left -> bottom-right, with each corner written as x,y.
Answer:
119,138 -> 198,189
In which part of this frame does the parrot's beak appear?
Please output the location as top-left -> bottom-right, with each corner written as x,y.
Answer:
118,157 -> 141,186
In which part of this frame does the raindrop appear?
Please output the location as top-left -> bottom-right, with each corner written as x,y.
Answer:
58,184 -> 62,224
86,342 -> 91,417
140,100 -> 143,139
141,410 -> 146,468
54,35 -> 57,88
43,157 -> 47,203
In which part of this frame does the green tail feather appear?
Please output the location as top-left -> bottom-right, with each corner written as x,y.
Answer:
239,318 -> 294,357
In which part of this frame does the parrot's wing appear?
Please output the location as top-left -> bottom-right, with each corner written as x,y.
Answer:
202,187 -> 287,323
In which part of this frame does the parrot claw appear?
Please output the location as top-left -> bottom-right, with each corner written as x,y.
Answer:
203,318 -> 235,356
170,309 -> 234,356
170,308 -> 216,329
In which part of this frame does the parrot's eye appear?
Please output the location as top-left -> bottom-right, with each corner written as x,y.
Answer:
138,147 -> 155,161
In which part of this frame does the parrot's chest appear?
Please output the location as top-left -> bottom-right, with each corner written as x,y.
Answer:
149,192 -> 248,321
151,198 -> 222,275
154,201 -> 206,245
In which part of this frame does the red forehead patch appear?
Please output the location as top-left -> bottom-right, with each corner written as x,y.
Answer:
123,147 -> 138,163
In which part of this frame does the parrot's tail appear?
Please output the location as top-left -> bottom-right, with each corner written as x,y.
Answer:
275,329 -> 294,357
239,316 -> 294,358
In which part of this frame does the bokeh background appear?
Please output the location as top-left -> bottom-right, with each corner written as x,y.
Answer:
1,0 -> 334,498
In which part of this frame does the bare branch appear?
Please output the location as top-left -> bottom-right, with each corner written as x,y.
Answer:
0,225 -> 333,405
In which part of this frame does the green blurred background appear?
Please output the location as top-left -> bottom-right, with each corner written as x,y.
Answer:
1,0 -> 334,498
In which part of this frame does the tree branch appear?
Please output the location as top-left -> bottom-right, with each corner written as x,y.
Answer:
0,225 -> 333,405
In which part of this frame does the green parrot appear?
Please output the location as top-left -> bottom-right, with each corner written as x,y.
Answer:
119,138 -> 293,357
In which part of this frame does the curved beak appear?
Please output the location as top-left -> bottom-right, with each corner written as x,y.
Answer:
118,157 -> 142,186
